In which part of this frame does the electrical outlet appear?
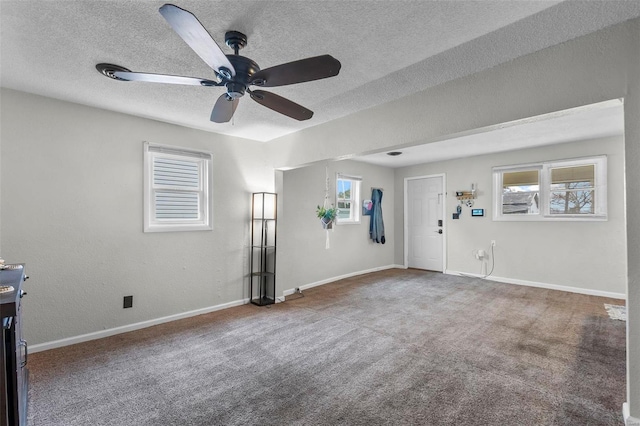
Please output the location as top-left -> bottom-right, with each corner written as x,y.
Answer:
491,240 -> 496,247
123,295 -> 133,309
295,287 -> 301,294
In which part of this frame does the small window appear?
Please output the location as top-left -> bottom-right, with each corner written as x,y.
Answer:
493,156 -> 606,221
336,174 -> 361,224
501,169 -> 540,215
144,142 -> 213,232
549,164 -> 595,215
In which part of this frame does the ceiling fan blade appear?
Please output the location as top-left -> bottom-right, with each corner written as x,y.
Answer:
210,94 -> 239,123
249,55 -> 341,87
159,4 -> 235,77
249,90 -> 313,121
112,70 -> 219,86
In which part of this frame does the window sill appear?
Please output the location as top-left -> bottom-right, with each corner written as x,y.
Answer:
144,223 -> 213,233
493,215 -> 607,222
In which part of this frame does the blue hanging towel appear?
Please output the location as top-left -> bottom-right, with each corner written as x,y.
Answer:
369,188 -> 385,244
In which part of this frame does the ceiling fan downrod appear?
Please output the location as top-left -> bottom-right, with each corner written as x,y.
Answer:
225,30 -> 246,55
221,31 -> 260,100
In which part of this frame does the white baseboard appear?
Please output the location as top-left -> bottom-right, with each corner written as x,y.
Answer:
35,266 -> 621,353
445,270 -> 626,300
624,403 -> 640,426
31,265 -> 404,353
281,264 -> 403,297
29,297 -> 250,353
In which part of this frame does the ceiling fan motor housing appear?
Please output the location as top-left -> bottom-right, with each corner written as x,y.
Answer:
224,55 -> 260,99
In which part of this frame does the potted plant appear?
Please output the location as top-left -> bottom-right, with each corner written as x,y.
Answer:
316,205 -> 338,229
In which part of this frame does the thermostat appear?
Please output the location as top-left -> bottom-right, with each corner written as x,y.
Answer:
471,209 -> 484,217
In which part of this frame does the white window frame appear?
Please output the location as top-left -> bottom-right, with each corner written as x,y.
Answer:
144,142 -> 213,232
336,173 -> 361,224
493,155 -> 607,221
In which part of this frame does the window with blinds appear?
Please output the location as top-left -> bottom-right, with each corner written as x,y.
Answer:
549,165 -> 595,215
144,142 -> 213,232
501,169 -> 540,215
493,156 -> 607,221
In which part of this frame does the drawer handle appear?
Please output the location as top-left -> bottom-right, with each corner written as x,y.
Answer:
18,340 -> 28,367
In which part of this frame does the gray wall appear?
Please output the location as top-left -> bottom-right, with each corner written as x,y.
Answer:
267,19 -> 640,416
277,160 -> 395,295
2,15 -> 640,418
623,20 -> 640,418
269,21 -> 631,169
0,89 -> 273,345
394,136 -> 626,296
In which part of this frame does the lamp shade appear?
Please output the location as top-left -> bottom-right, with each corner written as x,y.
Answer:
253,192 -> 277,220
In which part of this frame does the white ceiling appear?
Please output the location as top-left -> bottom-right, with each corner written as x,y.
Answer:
351,100 -> 625,168
1,1 -> 639,142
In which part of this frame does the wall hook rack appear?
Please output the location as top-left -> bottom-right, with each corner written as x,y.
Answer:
455,183 -> 477,201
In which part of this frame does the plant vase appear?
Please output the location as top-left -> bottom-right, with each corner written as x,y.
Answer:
321,216 -> 333,229
317,205 -> 337,230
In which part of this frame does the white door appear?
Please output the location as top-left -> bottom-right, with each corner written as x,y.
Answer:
407,176 -> 443,271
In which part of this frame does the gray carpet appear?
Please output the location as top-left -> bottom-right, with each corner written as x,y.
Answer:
27,269 -> 626,425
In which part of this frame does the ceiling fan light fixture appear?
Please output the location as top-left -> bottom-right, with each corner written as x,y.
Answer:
226,82 -> 245,99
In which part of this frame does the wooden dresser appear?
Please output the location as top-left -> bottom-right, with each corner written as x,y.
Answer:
1,265 -> 28,426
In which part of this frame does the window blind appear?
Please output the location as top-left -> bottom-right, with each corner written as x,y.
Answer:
550,165 -> 595,185
155,192 -> 199,219
147,144 -> 212,159
503,170 -> 539,187
153,157 -> 199,188
153,156 -> 201,220
143,141 -> 213,232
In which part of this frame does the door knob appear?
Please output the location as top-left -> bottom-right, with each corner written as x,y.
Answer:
434,229 -> 443,234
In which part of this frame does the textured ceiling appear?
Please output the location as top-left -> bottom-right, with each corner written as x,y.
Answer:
351,100 -> 624,168
1,1 -> 640,142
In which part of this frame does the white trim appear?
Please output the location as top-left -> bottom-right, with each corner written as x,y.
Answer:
281,264 -> 402,297
336,173 -> 363,182
143,141 -> 214,233
403,174 -> 447,272
493,163 -> 544,173
445,270 -> 625,299
624,403 -> 640,426
493,155 -> 607,221
29,267 -> 624,353
29,297 -> 249,353
335,173 -> 362,224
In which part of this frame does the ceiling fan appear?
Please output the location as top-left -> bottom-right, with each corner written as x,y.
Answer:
96,3 -> 341,123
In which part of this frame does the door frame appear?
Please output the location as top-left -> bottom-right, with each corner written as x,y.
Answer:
404,173 -> 447,271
